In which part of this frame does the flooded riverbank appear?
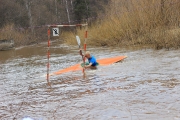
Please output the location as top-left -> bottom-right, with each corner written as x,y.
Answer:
0,41 -> 180,120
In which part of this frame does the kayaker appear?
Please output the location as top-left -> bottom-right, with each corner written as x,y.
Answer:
79,50 -> 98,69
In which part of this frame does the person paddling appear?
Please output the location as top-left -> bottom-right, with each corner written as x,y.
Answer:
79,50 -> 98,69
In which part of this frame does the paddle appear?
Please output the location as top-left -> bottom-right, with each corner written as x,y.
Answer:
76,36 -> 85,73
76,36 -> 81,48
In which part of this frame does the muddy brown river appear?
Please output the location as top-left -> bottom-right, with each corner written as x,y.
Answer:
0,41 -> 180,120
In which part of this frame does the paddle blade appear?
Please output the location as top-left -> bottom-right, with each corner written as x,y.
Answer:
76,36 -> 81,46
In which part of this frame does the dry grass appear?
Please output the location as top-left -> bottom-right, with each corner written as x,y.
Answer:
61,28 -> 88,46
0,24 -> 58,47
63,0 -> 180,49
1,0 -> 180,49
0,24 -> 30,46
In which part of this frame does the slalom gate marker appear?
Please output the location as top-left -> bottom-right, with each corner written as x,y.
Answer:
47,23 -> 88,85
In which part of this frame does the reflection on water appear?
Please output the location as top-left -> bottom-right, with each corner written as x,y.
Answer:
0,42 -> 180,120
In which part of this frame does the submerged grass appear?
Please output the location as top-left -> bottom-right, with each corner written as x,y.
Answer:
63,0 -> 180,50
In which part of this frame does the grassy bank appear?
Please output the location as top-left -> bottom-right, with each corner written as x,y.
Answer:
63,0 -> 180,50
0,24 -> 47,47
1,0 -> 180,50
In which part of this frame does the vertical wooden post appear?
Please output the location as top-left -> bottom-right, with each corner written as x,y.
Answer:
83,23 -> 88,74
47,28 -> 51,86
84,23 -> 88,51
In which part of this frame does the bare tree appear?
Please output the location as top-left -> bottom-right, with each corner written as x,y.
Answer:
24,0 -> 34,33
54,0 -> 58,22
65,0 -> 71,24
85,0 -> 89,20
70,0 -> 73,11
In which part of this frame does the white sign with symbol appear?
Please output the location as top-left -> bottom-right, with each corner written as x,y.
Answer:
52,28 -> 59,36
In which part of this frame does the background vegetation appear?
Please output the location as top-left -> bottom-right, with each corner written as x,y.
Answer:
64,0 -> 180,49
0,0 -> 180,49
0,0 -> 108,46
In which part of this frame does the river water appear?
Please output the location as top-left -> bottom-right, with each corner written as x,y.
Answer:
0,41 -> 180,120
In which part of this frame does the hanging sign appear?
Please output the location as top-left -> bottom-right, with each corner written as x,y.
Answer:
52,28 -> 59,36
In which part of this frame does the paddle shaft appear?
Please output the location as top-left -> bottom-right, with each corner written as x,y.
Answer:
76,36 -> 85,73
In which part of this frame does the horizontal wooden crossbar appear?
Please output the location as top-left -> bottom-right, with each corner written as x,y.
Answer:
47,24 -> 88,27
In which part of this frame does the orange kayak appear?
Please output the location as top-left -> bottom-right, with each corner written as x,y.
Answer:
51,56 -> 127,75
